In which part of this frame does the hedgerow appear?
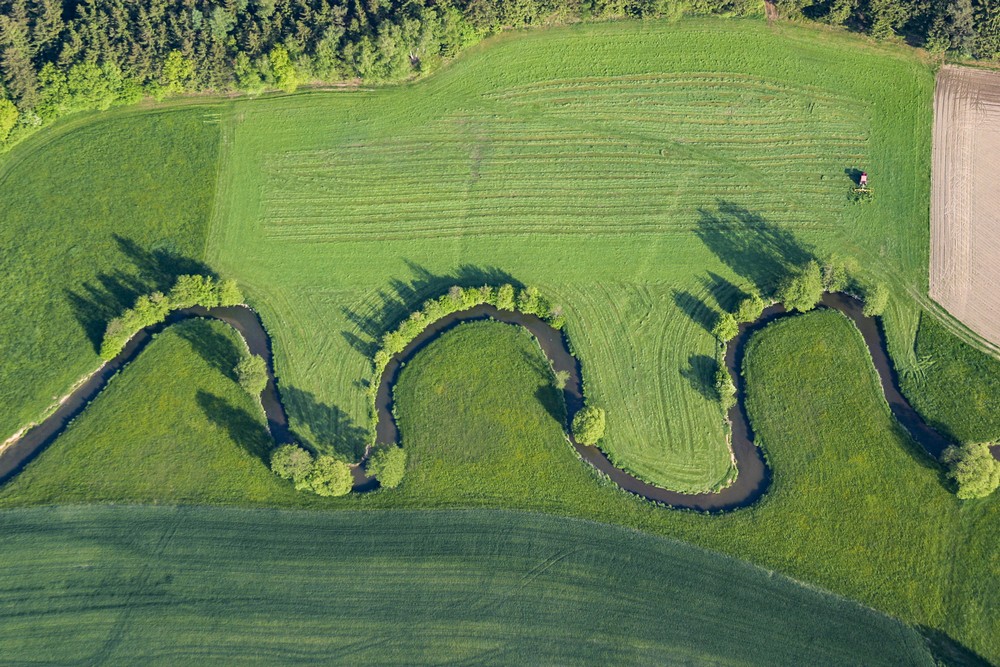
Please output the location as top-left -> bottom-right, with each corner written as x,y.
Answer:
99,274 -> 242,360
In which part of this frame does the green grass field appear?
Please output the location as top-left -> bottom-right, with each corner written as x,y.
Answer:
3,14 -> 1000,664
202,18 -> 936,491
0,506 -> 936,665
0,106 -> 221,438
5,314 -> 996,661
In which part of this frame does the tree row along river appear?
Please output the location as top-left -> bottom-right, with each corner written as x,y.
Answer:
0,293 -> 985,511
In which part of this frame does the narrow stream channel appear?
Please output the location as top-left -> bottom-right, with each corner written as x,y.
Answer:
0,294 -> 989,510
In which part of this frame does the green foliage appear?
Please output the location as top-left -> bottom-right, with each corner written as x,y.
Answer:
270,443 -> 314,483
861,281 -> 889,317
554,369 -> 570,390
821,258 -> 853,293
267,46 -> 299,93
100,275 -> 243,360
299,456 -> 354,496
235,354 -> 269,396
495,284 -> 516,311
716,364 -> 736,411
0,98 -> 17,142
366,445 -> 407,489
161,51 -> 195,93
777,261 -> 823,312
942,443 -> 1000,500
572,405 -> 607,445
734,293 -> 766,324
713,312 -> 739,342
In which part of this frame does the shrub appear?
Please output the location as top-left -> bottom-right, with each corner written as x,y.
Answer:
99,275 -> 243,360
734,293 -> 766,324
861,281 -> 889,317
300,456 -> 354,496
943,443 -> 1000,499
778,261 -> 823,312
712,312 -> 739,342
270,444 -> 314,483
716,365 -> 736,411
821,259 -> 851,293
572,405 -> 606,445
554,370 -> 570,390
366,445 -> 407,489
495,284 -> 516,310
235,354 -> 269,396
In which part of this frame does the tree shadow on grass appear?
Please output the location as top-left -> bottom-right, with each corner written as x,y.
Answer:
701,272 -> 750,313
282,386 -> 368,461
196,390 -> 273,461
672,289 -> 716,333
175,319 -> 243,383
65,234 -> 212,352
536,384 -> 567,426
340,261 -> 523,357
917,626 -> 993,667
695,202 -> 814,298
680,354 -> 720,402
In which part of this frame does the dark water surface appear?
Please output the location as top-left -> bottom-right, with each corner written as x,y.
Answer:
0,295 -> 985,509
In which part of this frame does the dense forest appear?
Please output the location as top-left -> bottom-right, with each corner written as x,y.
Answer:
0,0 -> 994,144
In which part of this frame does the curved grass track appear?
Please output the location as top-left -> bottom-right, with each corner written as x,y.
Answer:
0,506 -> 935,666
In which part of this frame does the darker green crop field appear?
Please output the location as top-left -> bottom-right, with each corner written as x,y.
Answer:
0,506 -> 935,666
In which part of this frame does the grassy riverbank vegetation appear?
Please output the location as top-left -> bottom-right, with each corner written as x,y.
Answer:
0,506 -> 935,665
6,317 -> 996,661
0,106 -> 220,439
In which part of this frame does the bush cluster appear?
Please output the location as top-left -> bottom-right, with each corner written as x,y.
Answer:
369,284 -> 563,426
943,442 -> 1000,500
572,405 -> 607,446
716,365 -> 737,412
100,275 -> 242,360
365,445 -> 408,489
235,354 -> 269,396
270,443 -> 355,497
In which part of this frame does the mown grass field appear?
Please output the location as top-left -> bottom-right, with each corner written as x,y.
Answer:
201,18 -> 937,491
0,106 -> 221,438
5,315 -> 996,662
0,506 -> 936,665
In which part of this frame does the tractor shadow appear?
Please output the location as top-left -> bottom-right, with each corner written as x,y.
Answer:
844,167 -> 864,186
695,202 -> 815,298
65,234 -> 212,352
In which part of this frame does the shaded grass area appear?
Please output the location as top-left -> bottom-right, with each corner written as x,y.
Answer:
0,320 -> 300,506
0,505 -> 935,666
205,18 -> 935,492
0,106 -> 221,439
900,312 -> 1000,444
2,316 -> 997,661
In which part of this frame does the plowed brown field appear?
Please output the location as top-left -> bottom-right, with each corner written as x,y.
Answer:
931,65 -> 1000,345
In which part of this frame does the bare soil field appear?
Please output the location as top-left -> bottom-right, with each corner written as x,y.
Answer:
931,65 -> 1000,346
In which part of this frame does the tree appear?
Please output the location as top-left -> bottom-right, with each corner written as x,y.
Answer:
235,354 -> 269,396
862,281 -> 889,317
777,261 -> 823,312
0,97 -> 17,142
943,443 -> 1000,499
734,293 -> 765,324
554,369 -> 570,390
716,365 -> 736,411
268,45 -> 299,93
712,312 -> 739,342
301,455 -> 354,496
161,50 -> 194,93
217,279 -> 243,306
572,405 -> 606,445
366,445 -> 407,488
495,283 -> 515,311
270,444 -> 313,482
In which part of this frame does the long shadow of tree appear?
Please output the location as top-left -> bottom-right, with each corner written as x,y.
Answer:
695,202 -> 815,298
672,290 -> 716,333
65,234 -> 212,351
281,386 -> 368,461
680,354 -> 720,401
341,261 -> 522,357
175,320 -> 242,383
196,390 -> 273,461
